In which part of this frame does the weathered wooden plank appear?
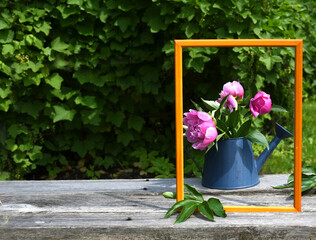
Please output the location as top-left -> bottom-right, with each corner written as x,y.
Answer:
0,176 -> 315,240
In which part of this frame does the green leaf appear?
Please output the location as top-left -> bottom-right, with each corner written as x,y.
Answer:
188,57 -> 206,73
75,96 -> 97,109
34,21 -> 52,36
0,171 -> 10,180
271,105 -> 287,113
53,105 -> 76,123
127,116 -> 145,132
2,44 -> 14,55
302,166 -> 316,173
227,109 -> 240,131
236,120 -> 252,137
0,19 -> 9,30
198,201 -> 215,221
77,19 -> 95,36
259,54 -> 273,71
46,73 -> 63,89
164,199 -> 196,219
117,131 -> 134,146
106,111 -> 125,127
191,100 -> 204,111
215,95 -> 229,119
115,15 -> 132,32
246,130 -> 269,150
67,0 -> 84,6
81,109 -> 101,126
142,6 -> 167,33
201,98 -> 220,111
163,192 -> 176,199
57,4 -> 80,19
207,198 -> 227,218
175,201 -> 199,224
185,22 -> 199,38
184,184 -> 204,202
20,101 -> 44,118
0,30 -> 14,43
0,87 -> 11,99
163,192 -> 199,201
51,37 -> 69,52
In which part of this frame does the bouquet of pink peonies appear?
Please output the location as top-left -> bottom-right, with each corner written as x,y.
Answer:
184,81 -> 286,151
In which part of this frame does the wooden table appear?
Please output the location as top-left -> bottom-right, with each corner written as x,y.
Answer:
0,175 -> 315,239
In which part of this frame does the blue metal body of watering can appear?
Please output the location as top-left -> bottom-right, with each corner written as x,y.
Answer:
197,123 -> 293,189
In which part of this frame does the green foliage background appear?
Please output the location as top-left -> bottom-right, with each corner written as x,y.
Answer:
0,0 -> 315,179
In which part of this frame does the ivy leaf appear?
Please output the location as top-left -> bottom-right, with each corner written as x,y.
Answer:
75,96 -> 97,109
34,21 -> 52,36
259,54 -> 273,71
246,130 -> 269,150
51,37 -> 69,53
115,15 -> 132,32
46,73 -> 63,89
2,44 -> 14,55
53,105 -> 76,123
142,5 -> 167,33
127,116 -> 145,132
117,131 -> 134,146
106,111 -> 125,127
77,19 -> 95,36
0,30 -> 14,43
0,19 -> 10,30
185,22 -> 199,38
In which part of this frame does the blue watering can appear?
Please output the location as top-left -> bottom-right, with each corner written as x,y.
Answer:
188,123 -> 293,190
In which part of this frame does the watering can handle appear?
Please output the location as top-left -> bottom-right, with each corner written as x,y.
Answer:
184,146 -> 203,174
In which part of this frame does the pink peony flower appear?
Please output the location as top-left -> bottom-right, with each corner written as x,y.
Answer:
218,81 -> 244,112
183,110 -> 218,151
250,91 -> 272,118
223,81 -> 244,99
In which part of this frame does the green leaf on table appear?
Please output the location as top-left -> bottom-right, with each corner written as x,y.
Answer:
53,105 -> 76,123
164,199 -> 196,219
184,184 -> 204,202
163,192 -> 199,201
207,198 -> 227,218
198,201 -> 215,221
246,130 -> 269,150
175,201 -> 199,224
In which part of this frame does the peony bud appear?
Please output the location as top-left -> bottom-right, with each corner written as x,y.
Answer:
250,91 -> 272,118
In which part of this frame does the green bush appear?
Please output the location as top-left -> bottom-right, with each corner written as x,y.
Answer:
0,0 -> 315,179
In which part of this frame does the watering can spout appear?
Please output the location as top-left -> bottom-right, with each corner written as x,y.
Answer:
256,122 -> 293,173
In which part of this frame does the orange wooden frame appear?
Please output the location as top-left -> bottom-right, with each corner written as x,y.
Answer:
175,39 -> 303,212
